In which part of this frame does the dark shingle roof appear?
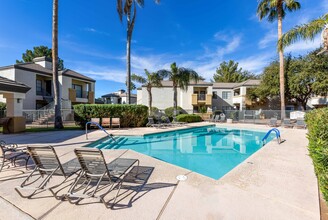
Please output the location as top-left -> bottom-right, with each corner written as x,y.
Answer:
0,62 -> 95,82
233,79 -> 261,88
60,69 -> 95,82
213,82 -> 239,89
0,76 -> 31,93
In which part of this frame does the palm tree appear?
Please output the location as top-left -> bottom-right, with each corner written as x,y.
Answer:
117,0 -> 160,104
257,0 -> 301,119
52,0 -> 63,129
131,69 -> 166,115
159,62 -> 202,117
278,13 -> 328,55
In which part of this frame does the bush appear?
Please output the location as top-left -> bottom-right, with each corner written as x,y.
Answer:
176,114 -> 202,123
164,106 -> 187,119
74,104 -> 148,128
305,108 -> 328,202
0,102 -> 6,110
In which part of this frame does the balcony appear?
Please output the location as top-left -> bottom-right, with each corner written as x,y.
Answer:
232,95 -> 244,105
69,89 -> 94,104
192,94 -> 212,106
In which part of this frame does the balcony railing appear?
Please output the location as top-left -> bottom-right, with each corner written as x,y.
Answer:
75,91 -> 88,99
36,89 -> 52,97
191,94 -> 212,105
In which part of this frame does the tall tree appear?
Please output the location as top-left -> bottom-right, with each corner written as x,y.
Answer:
159,62 -> 202,117
279,13 -> 328,55
117,0 -> 160,104
16,45 -> 65,70
131,69 -> 166,115
257,0 -> 301,119
52,0 -> 63,129
213,60 -> 257,82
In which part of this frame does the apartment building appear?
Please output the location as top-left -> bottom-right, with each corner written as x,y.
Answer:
137,79 -> 265,112
101,89 -> 137,104
0,57 -> 95,110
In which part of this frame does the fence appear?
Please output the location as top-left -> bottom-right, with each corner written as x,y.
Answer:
23,109 -> 75,128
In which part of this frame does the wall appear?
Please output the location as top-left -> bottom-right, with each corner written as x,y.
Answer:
0,68 -> 15,103
15,69 -> 37,109
141,87 -> 174,110
212,88 -> 234,111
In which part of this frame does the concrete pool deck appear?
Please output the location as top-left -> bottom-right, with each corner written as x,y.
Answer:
0,122 -> 320,219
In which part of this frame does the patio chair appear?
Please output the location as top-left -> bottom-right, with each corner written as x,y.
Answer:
205,114 -> 215,122
146,117 -> 163,128
267,118 -> 278,127
90,118 -> 100,128
111,118 -> 121,129
295,118 -> 307,129
15,146 -> 81,199
213,114 -> 220,123
219,114 -> 226,123
282,118 -> 294,128
0,141 -> 30,172
65,148 -> 139,208
101,118 -> 110,128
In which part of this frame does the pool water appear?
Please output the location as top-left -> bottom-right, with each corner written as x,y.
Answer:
88,126 -> 275,179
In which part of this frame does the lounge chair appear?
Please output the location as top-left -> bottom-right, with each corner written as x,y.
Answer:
205,114 -> 215,122
111,118 -> 121,129
213,115 -> 220,122
267,118 -> 278,127
101,118 -> 110,128
219,114 -> 226,123
0,141 -> 30,172
282,118 -> 294,128
15,146 -> 81,199
146,117 -> 162,128
66,148 -> 139,208
295,118 -> 306,129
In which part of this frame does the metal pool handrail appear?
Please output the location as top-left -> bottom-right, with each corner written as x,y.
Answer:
85,121 -> 116,143
262,128 -> 281,146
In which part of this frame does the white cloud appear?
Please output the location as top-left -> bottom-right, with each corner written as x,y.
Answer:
284,36 -> 321,53
237,53 -> 274,75
82,27 -> 111,36
259,31 -> 277,49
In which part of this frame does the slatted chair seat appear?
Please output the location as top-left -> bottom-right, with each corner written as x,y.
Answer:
15,146 -> 81,199
66,148 -> 139,208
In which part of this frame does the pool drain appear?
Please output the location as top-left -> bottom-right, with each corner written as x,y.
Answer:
176,175 -> 187,181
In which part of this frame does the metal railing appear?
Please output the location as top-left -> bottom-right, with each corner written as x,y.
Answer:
23,109 -> 75,128
76,91 -> 89,99
36,89 -> 52,97
219,110 -> 307,124
198,94 -> 206,101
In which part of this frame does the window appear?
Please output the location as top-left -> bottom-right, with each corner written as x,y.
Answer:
72,84 -> 82,98
212,91 -> 218,99
222,91 -> 231,100
36,80 -> 42,95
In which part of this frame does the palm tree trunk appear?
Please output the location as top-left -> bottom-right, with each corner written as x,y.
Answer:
278,6 -> 286,120
52,0 -> 63,129
173,85 -> 177,117
126,30 -> 131,105
147,87 -> 152,115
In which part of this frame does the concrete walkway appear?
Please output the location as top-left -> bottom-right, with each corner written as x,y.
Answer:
0,123 -> 320,219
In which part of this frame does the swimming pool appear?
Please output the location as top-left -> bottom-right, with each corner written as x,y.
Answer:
88,126 -> 275,179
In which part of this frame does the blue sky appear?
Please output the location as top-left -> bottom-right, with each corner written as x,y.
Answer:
0,0 -> 326,98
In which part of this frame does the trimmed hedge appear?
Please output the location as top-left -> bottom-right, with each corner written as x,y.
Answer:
305,108 -> 328,202
165,106 -> 187,119
74,104 -> 148,128
176,114 -> 202,123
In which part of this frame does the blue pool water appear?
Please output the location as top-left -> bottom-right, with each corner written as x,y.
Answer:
88,126 -> 275,179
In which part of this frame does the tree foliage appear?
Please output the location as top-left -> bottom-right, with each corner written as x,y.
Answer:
16,45 -> 64,70
213,60 -> 258,83
279,13 -> 328,53
254,48 -> 328,110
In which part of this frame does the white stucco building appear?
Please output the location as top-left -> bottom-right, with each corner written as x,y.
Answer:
137,80 -> 264,112
0,57 -> 96,110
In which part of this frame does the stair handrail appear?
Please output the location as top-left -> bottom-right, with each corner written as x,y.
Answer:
262,128 -> 281,145
85,121 -> 117,143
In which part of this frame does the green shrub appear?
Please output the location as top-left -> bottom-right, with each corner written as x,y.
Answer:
164,106 -> 187,119
73,104 -> 148,128
0,102 -> 6,110
176,114 -> 202,123
305,108 -> 328,202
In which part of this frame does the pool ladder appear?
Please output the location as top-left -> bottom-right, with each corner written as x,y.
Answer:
85,121 -> 117,143
262,128 -> 281,146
